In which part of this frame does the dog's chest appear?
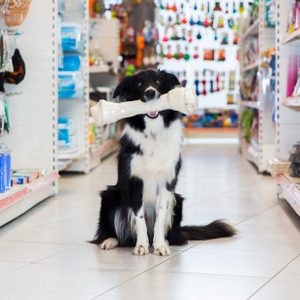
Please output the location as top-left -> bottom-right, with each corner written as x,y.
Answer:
125,117 -> 182,186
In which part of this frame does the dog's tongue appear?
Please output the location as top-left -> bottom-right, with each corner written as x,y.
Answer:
148,111 -> 158,118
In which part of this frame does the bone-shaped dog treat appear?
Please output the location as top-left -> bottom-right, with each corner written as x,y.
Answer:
90,87 -> 198,126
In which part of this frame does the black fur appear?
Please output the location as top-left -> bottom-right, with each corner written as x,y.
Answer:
91,69 -> 236,247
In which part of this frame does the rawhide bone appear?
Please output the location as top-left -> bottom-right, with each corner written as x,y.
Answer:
90,87 -> 198,126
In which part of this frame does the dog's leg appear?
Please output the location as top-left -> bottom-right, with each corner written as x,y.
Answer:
133,207 -> 150,256
153,189 -> 174,256
100,238 -> 119,250
129,177 -> 149,256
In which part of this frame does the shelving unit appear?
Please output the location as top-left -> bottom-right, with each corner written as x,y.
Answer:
239,0 -> 276,172
271,0 -> 300,216
88,18 -> 121,170
0,0 -> 59,225
58,0 -> 90,173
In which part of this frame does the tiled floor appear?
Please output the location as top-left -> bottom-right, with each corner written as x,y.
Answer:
0,144 -> 300,300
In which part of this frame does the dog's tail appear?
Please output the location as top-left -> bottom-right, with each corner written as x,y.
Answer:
180,220 -> 236,240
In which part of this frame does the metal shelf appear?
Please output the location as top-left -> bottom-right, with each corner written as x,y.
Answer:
283,96 -> 300,108
240,100 -> 259,109
277,174 -> 300,217
240,60 -> 260,73
89,65 -> 110,73
240,19 -> 259,41
0,173 -> 57,227
282,28 -> 300,45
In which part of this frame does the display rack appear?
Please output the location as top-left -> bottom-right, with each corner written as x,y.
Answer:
58,0 -> 90,173
0,0 -> 58,226
88,17 -> 121,170
272,0 -> 300,216
239,0 -> 276,172
156,0 -> 248,110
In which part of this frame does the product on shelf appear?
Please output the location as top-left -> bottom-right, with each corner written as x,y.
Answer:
58,117 -> 77,148
0,143 -> 11,192
59,54 -> 81,72
287,55 -> 300,97
1,0 -> 32,27
265,0 -> 275,27
240,69 -> 258,101
240,108 -> 258,147
61,23 -> 83,52
58,71 -> 83,99
182,110 -> 238,129
289,142 -> 300,177
11,169 -> 40,185
287,0 -> 300,34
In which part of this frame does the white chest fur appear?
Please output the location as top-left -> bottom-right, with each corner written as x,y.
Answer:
122,116 -> 182,204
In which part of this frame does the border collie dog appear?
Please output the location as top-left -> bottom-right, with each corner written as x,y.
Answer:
91,70 -> 235,256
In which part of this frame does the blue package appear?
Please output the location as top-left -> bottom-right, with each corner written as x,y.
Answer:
59,55 -> 81,72
5,151 -> 11,190
0,153 -> 5,192
58,71 -> 82,99
61,23 -> 82,52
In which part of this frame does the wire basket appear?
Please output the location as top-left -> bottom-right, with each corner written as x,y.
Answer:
3,0 -> 32,27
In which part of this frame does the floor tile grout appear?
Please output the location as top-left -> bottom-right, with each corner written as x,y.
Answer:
91,244 -> 199,299
247,252 -> 300,299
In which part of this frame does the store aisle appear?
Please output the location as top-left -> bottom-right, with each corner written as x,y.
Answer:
0,144 -> 300,300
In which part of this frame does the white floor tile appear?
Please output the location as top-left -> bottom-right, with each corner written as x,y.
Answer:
150,249 -> 292,277
0,261 -> 27,277
38,243 -> 184,271
0,263 -> 136,295
100,271 -> 268,300
0,289 -> 95,300
0,240 -> 70,262
251,277 -> 300,300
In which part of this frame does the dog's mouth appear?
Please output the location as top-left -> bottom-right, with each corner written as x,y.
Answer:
147,111 -> 159,119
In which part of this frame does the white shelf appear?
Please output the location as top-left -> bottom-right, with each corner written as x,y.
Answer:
241,60 -> 260,73
240,100 -> 259,109
282,28 -> 300,45
58,159 -> 73,171
240,19 -> 259,41
89,65 -> 110,73
277,174 -> 300,216
241,142 -> 259,169
284,96 -> 300,108
197,104 -> 238,110
0,173 -> 57,226
58,147 -> 85,161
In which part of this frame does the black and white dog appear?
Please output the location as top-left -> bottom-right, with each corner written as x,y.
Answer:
91,69 -> 235,256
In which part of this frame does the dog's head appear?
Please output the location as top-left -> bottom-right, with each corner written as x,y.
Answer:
113,69 -> 180,120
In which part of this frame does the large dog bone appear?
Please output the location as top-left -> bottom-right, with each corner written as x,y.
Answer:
91,87 -> 198,126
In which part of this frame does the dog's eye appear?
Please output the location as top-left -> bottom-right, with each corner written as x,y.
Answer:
137,81 -> 142,87
155,80 -> 161,85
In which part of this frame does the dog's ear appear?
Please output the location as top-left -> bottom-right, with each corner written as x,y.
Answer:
158,70 -> 180,89
113,76 -> 134,100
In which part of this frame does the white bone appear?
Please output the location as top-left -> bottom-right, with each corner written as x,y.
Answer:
90,87 -> 198,126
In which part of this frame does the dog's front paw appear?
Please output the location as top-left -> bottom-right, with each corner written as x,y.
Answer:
133,245 -> 149,256
100,238 -> 119,250
153,240 -> 170,256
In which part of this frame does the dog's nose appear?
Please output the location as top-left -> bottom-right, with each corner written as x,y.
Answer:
144,89 -> 156,100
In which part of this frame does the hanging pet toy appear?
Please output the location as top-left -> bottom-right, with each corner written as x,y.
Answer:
184,46 -> 190,61
213,2 -> 222,12
193,46 -> 199,59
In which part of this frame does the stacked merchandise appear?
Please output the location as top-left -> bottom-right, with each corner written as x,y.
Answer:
156,0 -> 246,130
239,0 -> 276,172
268,0 -> 300,217
57,0 -> 89,172
0,1 -> 37,193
